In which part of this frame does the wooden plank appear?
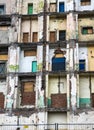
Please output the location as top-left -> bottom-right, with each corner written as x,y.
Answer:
32,32 -> 38,42
24,50 -> 36,56
24,82 -> 34,92
0,54 -> 8,60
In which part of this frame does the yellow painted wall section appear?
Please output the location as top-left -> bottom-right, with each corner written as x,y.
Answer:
49,19 -> 66,31
0,55 -> 8,60
88,47 -> 94,71
78,18 -> 94,41
48,76 -> 67,98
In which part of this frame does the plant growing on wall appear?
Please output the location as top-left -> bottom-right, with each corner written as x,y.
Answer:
9,65 -> 19,71
38,1 -> 44,12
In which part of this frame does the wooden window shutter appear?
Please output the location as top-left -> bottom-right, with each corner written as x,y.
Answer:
32,32 -> 38,42
24,50 -> 36,57
0,54 -> 8,60
23,33 -> 29,42
50,32 -> 56,42
23,82 -> 34,92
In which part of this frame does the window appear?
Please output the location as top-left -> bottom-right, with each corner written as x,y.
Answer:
23,33 -> 29,42
28,4 -> 33,14
32,32 -> 38,42
21,82 -> 35,105
80,0 -> 91,6
24,50 -> 36,57
0,62 -> 6,74
0,5 -> 5,14
79,60 -> 85,71
59,2 -> 65,12
50,31 -> 56,42
82,27 -> 93,35
50,3 -> 56,12
59,30 -> 66,41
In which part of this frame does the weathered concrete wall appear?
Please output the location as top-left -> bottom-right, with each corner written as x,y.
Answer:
48,113 -> 67,124
78,18 -> 94,41
21,20 -> 38,42
21,0 -> 44,14
0,31 -> 9,44
48,76 -> 67,97
67,13 -> 78,40
79,47 -> 88,71
49,18 -> 66,41
19,50 -> 37,72
0,0 -> 16,14
70,111 -> 94,124
78,0 -> 94,11
79,76 -> 90,107
48,76 -> 67,107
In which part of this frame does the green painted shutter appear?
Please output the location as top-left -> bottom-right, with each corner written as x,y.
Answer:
32,61 -> 37,72
28,4 -> 33,14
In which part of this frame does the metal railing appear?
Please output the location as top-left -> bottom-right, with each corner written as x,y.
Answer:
0,123 -> 94,130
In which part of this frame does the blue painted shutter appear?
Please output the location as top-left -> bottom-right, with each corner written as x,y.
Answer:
59,2 -> 64,12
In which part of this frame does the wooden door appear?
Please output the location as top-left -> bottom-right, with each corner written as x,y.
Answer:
50,32 -> 56,42
23,33 -> 29,43
32,32 -> 38,42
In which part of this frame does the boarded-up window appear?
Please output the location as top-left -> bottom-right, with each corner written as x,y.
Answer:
50,32 -> 56,42
21,82 -> 35,105
23,33 -> 29,42
0,54 -> 8,60
23,82 -> 34,92
32,32 -> 38,42
50,3 -> 56,12
51,93 -> 67,108
0,92 -> 5,109
82,27 -> 93,35
24,50 -> 36,57
81,0 -> 91,6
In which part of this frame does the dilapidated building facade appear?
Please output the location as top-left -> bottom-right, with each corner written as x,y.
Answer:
0,0 -> 94,129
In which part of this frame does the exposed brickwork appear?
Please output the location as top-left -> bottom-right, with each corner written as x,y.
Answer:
0,92 -> 5,109
21,92 -> 35,105
51,93 -> 67,108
